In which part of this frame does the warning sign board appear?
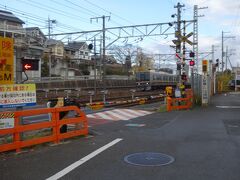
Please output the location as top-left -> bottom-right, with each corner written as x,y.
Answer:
0,84 -> 36,108
0,112 -> 14,129
0,37 -> 14,85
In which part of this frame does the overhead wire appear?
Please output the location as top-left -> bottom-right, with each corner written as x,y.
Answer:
0,2 -> 86,35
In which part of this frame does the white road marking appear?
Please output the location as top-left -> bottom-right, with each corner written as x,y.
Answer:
112,109 -> 139,119
86,109 -> 152,121
122,109 -> 151,116
216,106 -> 240,108
46,138 -> 123,180
104,110 -> 128,120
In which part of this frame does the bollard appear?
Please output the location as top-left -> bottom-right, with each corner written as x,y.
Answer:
44,89 -> 49,98
100,90 -> 108,104
88,91 -> 94,104
130,89 -> 136,100
55,88 -> 59,95
76,88 -> 81,97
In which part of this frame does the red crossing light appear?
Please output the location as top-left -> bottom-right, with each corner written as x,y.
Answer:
189,60 -> 195,66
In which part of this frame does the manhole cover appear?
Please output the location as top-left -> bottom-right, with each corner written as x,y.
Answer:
124,152 -> 174,166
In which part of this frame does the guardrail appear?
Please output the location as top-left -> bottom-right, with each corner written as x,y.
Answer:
166,89 -> 193,112
0,106 -> 88,153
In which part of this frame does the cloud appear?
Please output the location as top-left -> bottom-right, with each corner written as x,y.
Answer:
185,0 -> 240,16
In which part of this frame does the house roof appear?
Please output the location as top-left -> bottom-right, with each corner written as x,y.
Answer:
0,10 -> 24,24
25,27 -> 47,39
67,41 -> 87,51
45,39 -> 63,46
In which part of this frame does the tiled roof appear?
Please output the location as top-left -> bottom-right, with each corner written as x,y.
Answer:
67,41 -> 87,50
45,39 -> 63,46
0,10 -> 24,24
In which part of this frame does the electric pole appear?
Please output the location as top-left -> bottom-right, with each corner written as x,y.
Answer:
174,2 -> 185,55
225,46 -> 228,70
47,17 -> 56,39
90,15 -> 110,90
221,31 -> 235,72
193,5 -> 207,74
174,2 -> 184,86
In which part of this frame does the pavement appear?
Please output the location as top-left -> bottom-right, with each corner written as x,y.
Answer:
0,92 -> 240,180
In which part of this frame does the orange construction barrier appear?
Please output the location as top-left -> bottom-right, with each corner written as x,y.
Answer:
0,106 -> 88,153
167,89 -> 193,112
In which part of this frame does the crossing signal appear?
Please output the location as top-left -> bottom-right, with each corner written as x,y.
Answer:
189,51 -> 195,57
22,58 -> 39,71
181,74 -> 187,81
189,60 -> 195,66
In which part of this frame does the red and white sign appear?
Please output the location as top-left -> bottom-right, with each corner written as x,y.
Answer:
176,53 -> 181,60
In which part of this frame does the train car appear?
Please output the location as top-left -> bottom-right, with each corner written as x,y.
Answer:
136,71 -> 179,91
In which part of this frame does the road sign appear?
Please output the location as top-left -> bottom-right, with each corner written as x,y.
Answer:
176,53 -> 181,60
172,39 -> 180,46
0,37 -> 14,85
22,58 -> 39,71
0,84 -> 36,108
0,112 -> 14,129
202,74 -> 209,105
179,32 -> 194,46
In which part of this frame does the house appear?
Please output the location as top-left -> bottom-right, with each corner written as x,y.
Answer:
67,41 -> 91,61
25,27 -> 47,46
45,39 -> 69,77
23,27 -> 47,79
0,10 -> 25,38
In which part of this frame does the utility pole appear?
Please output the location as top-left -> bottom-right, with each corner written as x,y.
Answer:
174,2 -> 184,55
47,17 -> 56,39
221,31 -> 224,72
174,2 -> 184,86
212,45 -> 216,94
193,5 -> 207,74
16,47 -> 23,84
225,46 -> 228,70
90,15 -> 110,90
94,37 -> 97,95
221,31 -> 235,72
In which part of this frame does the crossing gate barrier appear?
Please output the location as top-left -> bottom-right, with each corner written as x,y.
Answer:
0,106 -> 88,153
167,89 -> 193,112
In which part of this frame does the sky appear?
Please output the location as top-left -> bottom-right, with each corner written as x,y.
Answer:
1,0 -> 240,69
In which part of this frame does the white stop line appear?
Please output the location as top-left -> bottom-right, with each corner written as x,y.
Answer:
46,138 -> 123,180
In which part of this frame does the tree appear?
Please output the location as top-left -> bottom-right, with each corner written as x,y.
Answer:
41,54 -> 49,77
134,48 -> 154,71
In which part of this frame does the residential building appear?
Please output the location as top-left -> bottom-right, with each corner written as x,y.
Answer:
45,39 -> 69,77
0,10 -> 25,39
67,41 -> 91,61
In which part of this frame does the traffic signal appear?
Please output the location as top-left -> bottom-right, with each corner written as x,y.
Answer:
189,51 -> 195,57
22,58 -> 39,71
88,43 -> 93,50
189,60 -> 195,66
215,59 -> 219,67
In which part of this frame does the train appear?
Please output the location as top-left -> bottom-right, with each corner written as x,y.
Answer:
135,71 -> 179,91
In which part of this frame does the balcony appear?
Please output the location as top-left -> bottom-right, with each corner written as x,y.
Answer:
0,24 -> 26,35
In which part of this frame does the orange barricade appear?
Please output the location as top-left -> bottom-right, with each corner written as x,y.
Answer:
167,89 -> 193,112
0,106 -> 88,153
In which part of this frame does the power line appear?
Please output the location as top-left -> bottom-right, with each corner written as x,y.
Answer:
0,3 -> 85,34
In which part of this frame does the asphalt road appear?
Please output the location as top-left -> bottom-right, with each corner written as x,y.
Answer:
0,92 -> 240,180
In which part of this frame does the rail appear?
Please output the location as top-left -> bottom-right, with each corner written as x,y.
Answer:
0,106 -> 88,153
